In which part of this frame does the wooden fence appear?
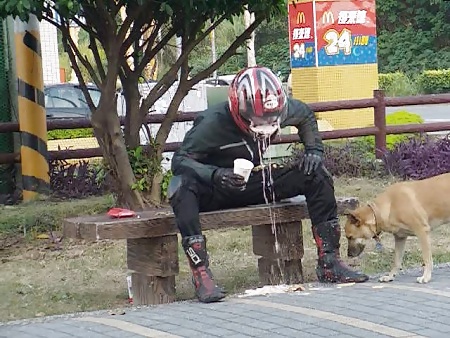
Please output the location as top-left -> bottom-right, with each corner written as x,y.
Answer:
1,89 -> 450,165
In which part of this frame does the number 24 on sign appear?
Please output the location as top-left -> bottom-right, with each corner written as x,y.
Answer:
324,29 -> 352,56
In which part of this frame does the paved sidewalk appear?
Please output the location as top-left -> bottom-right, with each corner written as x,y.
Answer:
2,265 -> 450,338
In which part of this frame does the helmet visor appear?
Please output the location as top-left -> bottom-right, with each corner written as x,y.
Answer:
249,115 -> 280,127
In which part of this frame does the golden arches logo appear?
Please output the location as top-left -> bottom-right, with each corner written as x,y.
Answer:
296,11 -> 306,24
322,11 -> 334,24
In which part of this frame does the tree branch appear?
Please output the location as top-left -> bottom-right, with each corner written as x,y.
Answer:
111,0 -> 126,18
94,0 -> 117,33
118,67 -> 126,87
120,55 -> 133,78
81,8 -> 110,50
134,24 -> 177,75
188,16 -> 264,86
89,34 -> 106,81
70,16 -> 98,38
65,30 -> 102,88
42,16 -> 62,30
136,22 -> 159,54
189,15 -> 227,56
119,5 -> 152,51
60,22 -> 96,112
138,15 -> 227,116
117,9 -> 137,43
154,40 -> 190,148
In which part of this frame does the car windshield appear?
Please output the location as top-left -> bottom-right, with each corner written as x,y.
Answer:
45,85 -> 101,109
87,88 -> 101,107
77,88 -> 101,107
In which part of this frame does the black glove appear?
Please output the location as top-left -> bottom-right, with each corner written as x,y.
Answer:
301,152 -> 322,175
213,168 -> 247,192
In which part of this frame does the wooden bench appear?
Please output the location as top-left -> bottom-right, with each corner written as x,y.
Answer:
63,196 -> 359,305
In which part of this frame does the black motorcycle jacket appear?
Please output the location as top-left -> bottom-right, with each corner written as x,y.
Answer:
171,98 -> 324,184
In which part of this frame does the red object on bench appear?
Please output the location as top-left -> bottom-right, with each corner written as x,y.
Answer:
107,208 -> 136,218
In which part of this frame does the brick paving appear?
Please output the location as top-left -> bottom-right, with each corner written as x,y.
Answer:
2,264 -> 450,338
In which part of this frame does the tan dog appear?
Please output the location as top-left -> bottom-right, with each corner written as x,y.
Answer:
344,172 -> 450,284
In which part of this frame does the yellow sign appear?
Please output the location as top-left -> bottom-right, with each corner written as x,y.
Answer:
322,11 -> 335,24
297,11 -> 306,24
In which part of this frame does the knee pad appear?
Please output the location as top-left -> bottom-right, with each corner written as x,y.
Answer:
167,175 -> 183,201
167,175 -> 198,201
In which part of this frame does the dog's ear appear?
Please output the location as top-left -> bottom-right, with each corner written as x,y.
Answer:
344,209 -> 361,226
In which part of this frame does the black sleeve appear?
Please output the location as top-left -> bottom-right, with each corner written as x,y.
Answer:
171,114 -> 220,184
280,98 -> 324,155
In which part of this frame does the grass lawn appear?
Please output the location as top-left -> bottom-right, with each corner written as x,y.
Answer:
2,176 -> 450,323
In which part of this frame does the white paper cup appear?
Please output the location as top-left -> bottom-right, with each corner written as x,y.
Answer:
234,158 -> 254,182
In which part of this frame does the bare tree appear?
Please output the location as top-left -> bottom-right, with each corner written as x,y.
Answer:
0,0 -> 285,208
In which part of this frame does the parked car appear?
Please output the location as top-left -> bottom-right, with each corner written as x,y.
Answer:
44,83 -> 98,119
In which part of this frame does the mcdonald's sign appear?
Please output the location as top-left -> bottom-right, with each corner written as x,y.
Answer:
322,11 -> 335,24
297,11 -> 306,24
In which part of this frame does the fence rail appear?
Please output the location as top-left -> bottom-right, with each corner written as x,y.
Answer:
0,90 -> 450,165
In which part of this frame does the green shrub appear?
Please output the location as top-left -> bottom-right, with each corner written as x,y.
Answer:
161,169 -> 173,202
48,128 -> 94,140
416,69 -> 450,94
85,148 -> 172,203
355,110 -> 424,151
378,72 -> 418,97
378,72 -> 406,89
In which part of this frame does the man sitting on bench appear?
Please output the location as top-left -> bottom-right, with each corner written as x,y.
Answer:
167,66 -> 368,303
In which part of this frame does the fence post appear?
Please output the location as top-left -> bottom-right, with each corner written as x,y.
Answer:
373,89 -> 386,159
14,15 -> 49,201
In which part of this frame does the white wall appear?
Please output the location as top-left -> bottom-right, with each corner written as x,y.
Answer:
40,20 -> 60,85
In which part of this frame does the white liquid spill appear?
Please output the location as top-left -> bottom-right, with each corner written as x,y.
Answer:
238,284 -> 307,298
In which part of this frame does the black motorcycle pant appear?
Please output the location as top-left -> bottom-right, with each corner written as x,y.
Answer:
169,164 -> 338,237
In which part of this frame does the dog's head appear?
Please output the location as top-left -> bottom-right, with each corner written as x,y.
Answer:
344,205 -> 377,258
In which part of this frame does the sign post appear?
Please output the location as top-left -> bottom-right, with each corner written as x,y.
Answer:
288,0 -> 379,130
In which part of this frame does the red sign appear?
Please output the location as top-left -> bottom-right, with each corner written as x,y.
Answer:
315,0 -> 377,65
288,1 -> 316,68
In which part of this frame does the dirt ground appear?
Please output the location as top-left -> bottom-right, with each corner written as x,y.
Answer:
2,177 -> 450,323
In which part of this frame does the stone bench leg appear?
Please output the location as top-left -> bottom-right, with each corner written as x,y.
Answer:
252,221 -> 304,285
126,235 -> 179,305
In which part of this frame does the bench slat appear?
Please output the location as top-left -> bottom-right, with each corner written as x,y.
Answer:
63,197 -> 358,240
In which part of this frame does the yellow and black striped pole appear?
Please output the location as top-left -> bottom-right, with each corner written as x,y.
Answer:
14,15 -> 49,201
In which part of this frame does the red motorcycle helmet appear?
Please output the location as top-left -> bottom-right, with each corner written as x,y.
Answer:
228,66 -> 288,136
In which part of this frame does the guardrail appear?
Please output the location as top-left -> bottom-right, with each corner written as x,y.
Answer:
0,89 -> 450,165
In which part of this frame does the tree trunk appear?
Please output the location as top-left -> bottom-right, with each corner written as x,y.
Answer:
244,8 -> 256,66
149,171 -> 164,206
122,79 -> 144,149
149,83 -> 188,204
91,102 -> 145,210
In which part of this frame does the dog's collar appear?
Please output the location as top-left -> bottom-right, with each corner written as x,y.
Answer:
367,201 -> 383,241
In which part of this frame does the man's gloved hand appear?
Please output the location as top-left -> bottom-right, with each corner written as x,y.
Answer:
301,152 -> 322,175
213,168 -> 247,191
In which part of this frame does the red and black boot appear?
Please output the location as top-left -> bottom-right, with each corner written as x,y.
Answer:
182,235 -> 226,303
312,218 -> 369,283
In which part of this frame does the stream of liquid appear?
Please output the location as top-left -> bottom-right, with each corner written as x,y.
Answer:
255,125 -> 283,257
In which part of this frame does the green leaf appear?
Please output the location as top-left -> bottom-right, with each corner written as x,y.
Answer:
22,0 -> 31,10
160,2 -> 173,16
